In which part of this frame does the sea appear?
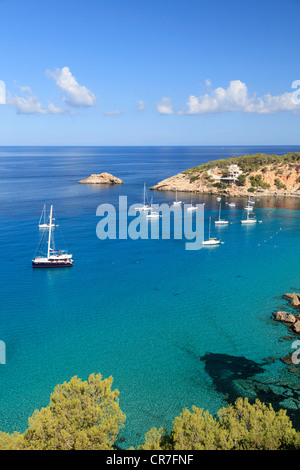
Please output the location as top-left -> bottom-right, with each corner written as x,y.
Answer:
1,145 -> 300,448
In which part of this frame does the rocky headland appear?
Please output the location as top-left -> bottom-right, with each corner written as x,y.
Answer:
78,172 -> 124,185
150,152 -> 300,197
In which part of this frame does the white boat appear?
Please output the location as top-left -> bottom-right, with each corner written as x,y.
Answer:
187,193 -> 198,211
217,197 -> 221,202
135,183 -> 151,212
32,205 -> 73,268
227,202 -> 236,207
146,197 -> 160,218
173,190 -> 182,206
241,210 -> 257,224
202,217 -> 221,245
245,205 -> 253,211
146,211 -> 159,218
38,204 -> 57,228
215,203 -> 229,225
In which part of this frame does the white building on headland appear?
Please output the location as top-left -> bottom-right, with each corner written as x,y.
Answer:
221,164 -> 243,183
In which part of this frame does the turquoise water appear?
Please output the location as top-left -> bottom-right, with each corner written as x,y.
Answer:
1,146 -> 300,448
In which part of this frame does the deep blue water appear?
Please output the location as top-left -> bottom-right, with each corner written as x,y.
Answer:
1,145 -> 300,448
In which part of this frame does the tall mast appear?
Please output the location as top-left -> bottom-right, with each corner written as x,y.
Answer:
143,183 -> 146,206
47,205 -> 53,259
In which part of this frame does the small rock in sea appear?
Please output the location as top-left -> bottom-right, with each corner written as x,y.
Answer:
292,320 -> 300,334
284,292 -> 300,307
278,336 -> 293,342
78,172 -> 124,184
262,356 -> 277,365
280,356 -> 293,365
272,311 -> 296,324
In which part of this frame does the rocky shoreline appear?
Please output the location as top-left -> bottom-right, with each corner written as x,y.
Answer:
272,292 -> 300,365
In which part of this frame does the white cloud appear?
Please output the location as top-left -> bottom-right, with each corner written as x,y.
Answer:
137,99 -> 146,111
7,92 -> 46,114
104,110 -> 123,116
156,97 -> 173,115
6,81 -> 66,115
244,91 -> 299,114
47,102 -> 65,114
46,66 -> 97,108
6,87 -> 65,115
0,80 -> 6,105
180,80 -> 300,115
205,78 -> 212,87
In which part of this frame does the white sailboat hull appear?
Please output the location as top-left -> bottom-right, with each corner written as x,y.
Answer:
32,257 -> 73,267
135,205 -> 151,211
33,205 -> 73,268
39,223 -> 57,228
241,219 -> 257,224
202,239 -> 221,245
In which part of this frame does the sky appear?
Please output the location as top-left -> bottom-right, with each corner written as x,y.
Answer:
0,0 -> 300,146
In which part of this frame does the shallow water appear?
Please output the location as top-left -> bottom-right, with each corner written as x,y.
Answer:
1,145 -> 300,447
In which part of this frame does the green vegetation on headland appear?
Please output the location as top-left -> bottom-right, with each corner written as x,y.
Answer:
1,373 -> 300,450
151,152 -> 300,196
183,152 -> 300,174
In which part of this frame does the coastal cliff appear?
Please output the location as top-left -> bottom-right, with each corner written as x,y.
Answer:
150,152 -> 300,197
78,172 -> 124,184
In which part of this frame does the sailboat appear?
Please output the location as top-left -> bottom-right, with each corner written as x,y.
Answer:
32,205 -> 73,267
146,210 -> 159,218
202,217 -> 221,246
173,190 -> 182,206
146,197 -> 159,218
187,193 -> 197,211
38,204 -> 57,229
245,196 -> 255,211
135,183 -> 151,211
215,203 -> 229,225
241,209 -> 257,224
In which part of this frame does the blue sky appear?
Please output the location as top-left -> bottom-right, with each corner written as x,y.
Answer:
0,0 -> 300,145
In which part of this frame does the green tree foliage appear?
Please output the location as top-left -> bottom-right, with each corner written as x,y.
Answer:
236,174 -> 246,186
217,398 -> 298,450
171,407 -> 221,450
138,427 -> 172,450
0,431 -> 25,450
274,178 -> 286,190
1,376 -> 300,450
0,373 -> 125,450
139,398 -> 300,451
